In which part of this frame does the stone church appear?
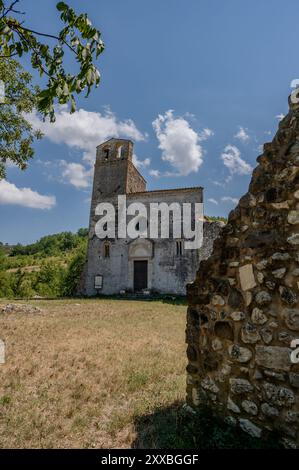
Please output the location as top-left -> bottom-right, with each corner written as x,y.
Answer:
82,138 -> 221,296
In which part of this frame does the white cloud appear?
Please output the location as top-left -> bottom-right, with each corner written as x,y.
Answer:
0,179 -> 56,209
199,128 -> 214,140
149,169 -> 161,177
132,154 -> 151,169
208,198 -> 218,205
234,126 -> 250,142
152,110 -> 213,176
276,114 -> 285,121
36,159 -> 53,167
60,161 -> 92,189
221,196 -> 239,205
212,180 -> 225,188
220,145 -> 252,177
28,106 -> 146,165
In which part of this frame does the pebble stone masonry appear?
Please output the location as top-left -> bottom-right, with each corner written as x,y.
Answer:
186,95 -> 299,448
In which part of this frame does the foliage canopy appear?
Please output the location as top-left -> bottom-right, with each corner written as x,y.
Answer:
0,0 -> 104,121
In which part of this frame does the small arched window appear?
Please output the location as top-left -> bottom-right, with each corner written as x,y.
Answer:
104,242 -> 110,258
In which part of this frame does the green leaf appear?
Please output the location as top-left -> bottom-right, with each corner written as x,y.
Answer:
70,95 -> 76,113
62,82 -> 69,96
56,2 -> 68,12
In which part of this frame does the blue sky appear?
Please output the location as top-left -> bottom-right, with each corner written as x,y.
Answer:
1,0 -> 298,244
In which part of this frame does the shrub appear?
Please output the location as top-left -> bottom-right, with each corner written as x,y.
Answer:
63,247 -> 87,297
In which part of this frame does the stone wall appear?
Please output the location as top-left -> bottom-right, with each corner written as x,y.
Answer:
186,96 -> 299,448
126,161 -> 147,194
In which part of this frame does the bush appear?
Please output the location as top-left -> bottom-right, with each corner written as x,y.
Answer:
0,270 -> 14,298
63,247 -> 87,297
32,263 -> 66,297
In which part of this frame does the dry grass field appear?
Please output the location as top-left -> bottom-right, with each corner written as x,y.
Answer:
0,299 -> 187,449
0,298 -> 281,449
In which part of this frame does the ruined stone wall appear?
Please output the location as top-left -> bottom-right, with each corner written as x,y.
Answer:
186,96 -> 299,448
126,161 -> 147,194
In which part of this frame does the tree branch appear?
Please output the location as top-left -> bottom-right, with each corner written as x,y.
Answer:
7,21 -> 78,55
15,29 -> 51,77
1,0 -> 24,20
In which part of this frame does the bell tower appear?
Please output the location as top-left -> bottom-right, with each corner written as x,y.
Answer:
83,137 -> 147,295
90,138 -> 146,204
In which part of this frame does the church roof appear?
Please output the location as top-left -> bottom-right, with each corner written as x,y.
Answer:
129,186 -> 203,196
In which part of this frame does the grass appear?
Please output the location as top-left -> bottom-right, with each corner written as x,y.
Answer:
0,298 -> 187,448
0,298 -> 280,449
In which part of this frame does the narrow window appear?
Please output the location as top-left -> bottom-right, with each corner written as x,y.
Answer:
104,242 -> 110,258
121,146 -> 126,159
104,148 -> 109,160
176,240 -> 183,256
117,145 -> 122,159
135,217 -> 148,234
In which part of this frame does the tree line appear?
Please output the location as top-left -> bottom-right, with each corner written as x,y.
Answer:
0,229 -> 88,298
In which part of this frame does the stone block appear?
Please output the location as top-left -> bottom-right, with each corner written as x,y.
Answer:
256,346 -> 291,371
239,264 -> 256,291
230,378 -> 253,395
289,373 -> 299,388
255,291 -> 272,305
201,377 -> 219,394
271,201 -> 289,210
272,268 -> 286,279
271,252 -> 290,261
282,309 -> 299,331
260,327 -> 273,345
229,344 -> 252,363
288,210 -> 299,224
230,311 -> 245,321
227,396 -> 240,413
241,400 -> 258,416
263,383 -> 295,407
239,419 -> 262,438
251,308 -> 268,325
261,403 -> 279,418
287,233 -> 299,245
241,323 -> 261,344
211,294 -> 225,306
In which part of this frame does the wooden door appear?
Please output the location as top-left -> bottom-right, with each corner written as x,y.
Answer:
134,260 -> 148,291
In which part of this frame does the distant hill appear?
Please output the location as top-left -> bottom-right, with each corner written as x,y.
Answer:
0,229 -> 88,299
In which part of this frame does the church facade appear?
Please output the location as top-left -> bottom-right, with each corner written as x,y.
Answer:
82,138 -> 222,296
